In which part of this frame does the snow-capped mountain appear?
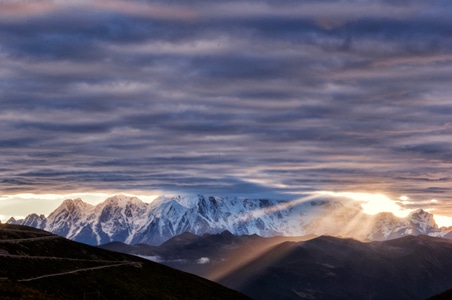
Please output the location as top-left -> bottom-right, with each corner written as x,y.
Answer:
365,209 -> 445,241
7,194 -> 452,245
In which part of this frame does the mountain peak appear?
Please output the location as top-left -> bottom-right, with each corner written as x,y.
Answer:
59,198 -> 90,210
409,208 -> 429,217
409,208 -> 437,230
46,198 -> 94,224
7,216 -> 17,224
103,195 -> 144,206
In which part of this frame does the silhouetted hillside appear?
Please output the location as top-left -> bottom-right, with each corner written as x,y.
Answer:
427,288 -> 452,300
219,235 -> 452,300
0,223 -> 249,300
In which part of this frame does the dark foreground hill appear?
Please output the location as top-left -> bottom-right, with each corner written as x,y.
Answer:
428,288 -> 452,300
219,235 -> 452,300
0,223 -> 249,300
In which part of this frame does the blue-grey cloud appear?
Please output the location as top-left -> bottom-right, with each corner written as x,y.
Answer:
1,0 -> 452,215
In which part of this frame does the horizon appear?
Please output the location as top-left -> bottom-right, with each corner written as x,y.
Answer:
2,191 -> 452,228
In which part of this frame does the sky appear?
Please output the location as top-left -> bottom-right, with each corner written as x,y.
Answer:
1,0 -> 452,223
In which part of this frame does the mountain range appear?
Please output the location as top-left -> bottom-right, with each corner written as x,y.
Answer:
8,194 -> 452,245
6,195 -> 452,300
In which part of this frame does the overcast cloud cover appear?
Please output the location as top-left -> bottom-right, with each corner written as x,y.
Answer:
1,0 -> 452,215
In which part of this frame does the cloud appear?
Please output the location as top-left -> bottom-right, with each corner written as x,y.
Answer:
1,0 -> 452,216
196,257 -> 210,264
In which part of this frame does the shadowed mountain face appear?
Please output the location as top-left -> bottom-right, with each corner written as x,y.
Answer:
219,235 -> 452,300
100,231 -> 316,280
0,224 -> 249,300
101,232 -> 452,300
428,288 -> 452,300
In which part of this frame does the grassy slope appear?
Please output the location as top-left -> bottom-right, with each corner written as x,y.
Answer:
0,223 -> 249,300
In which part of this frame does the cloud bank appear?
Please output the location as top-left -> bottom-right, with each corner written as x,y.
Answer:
1,0 -> 452,214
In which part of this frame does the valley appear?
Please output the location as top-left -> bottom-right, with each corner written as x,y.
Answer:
101,231 -> 452,300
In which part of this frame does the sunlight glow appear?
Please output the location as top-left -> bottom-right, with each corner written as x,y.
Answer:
121,193 -> 159,203
433,215 -> 452,228
0,193 -> 158,204
0,193 -> 116,203
317,191 -> 411,218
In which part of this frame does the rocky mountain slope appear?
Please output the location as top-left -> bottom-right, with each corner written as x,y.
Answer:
8,194 -> 452,245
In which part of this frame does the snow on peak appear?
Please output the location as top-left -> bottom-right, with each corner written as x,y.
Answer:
409,208 -> 438,229
6,193 -> 452,246
150,194 -> 199,209
55,198 -> 92,213
102,195 -> 145,207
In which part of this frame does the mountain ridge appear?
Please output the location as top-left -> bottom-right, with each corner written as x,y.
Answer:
8,194 -> 452,245
218,234 -> 452,300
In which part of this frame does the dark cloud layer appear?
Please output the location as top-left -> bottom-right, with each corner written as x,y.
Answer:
1,0 -> 452,212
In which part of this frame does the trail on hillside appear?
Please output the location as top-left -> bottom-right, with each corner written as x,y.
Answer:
17,261 -> 141,282
0,235 -> 59,243
0,234 -> 142,282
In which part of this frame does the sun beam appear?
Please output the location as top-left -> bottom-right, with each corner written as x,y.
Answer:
317,191 -> 411,218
